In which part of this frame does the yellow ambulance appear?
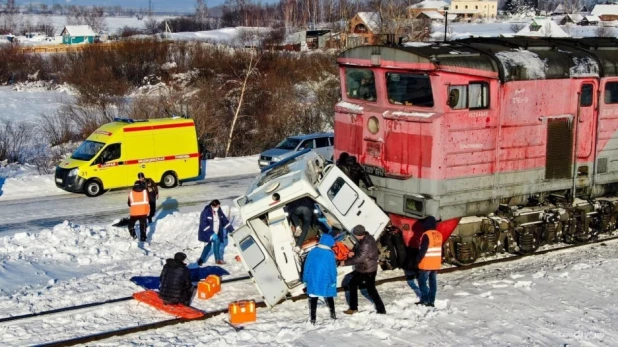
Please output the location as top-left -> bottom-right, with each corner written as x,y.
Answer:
55,117 -> 201,197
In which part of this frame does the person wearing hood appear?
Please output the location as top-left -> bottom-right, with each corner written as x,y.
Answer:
127,180 -> 150,242
302,233 -> 338,324
416,216 -> 442,307
159,252 -> 194,306
197,199 -> 234,266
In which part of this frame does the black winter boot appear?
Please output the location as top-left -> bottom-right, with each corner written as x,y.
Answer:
309,297 -> 318,324
129,229 -> 136,239
327,297 -> 336,320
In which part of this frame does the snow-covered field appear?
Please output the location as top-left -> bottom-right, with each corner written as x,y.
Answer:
0,83 -> 74,123
1,207 -> 618,346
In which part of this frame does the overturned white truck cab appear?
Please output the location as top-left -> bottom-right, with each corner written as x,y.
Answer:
230,150 -> 390,307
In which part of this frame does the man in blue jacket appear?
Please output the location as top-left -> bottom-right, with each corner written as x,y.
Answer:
303,233 -> 338,324
197,200 -> 234,266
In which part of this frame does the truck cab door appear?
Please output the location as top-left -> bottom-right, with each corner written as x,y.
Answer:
230,225 -> 288,307
316,165 -> 390,238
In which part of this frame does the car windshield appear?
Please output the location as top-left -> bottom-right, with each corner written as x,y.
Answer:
71,140 -> 105,161
275,138 -> 301,150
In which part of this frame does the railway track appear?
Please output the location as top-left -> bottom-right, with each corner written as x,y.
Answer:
4,234 -> 614,347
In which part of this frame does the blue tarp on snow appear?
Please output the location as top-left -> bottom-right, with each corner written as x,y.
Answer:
130,266 -> 230,290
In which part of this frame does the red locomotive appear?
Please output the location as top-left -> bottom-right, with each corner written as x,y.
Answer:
334,37 -> 618,265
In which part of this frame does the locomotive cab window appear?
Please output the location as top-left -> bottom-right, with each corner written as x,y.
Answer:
581,84 -> 593,107
386,73 -> 434,107
448,82 -> 489,109
346,68 -> 376,101
605,82 -> 618,104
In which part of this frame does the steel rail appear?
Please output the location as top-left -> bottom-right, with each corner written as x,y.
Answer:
33,235 -> 618,347
0,275 -> 250,324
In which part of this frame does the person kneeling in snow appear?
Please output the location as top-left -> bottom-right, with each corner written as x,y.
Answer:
159,252 -> 194,306
303,233 -> 337,324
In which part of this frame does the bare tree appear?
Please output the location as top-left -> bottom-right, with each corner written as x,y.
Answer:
225,52 -> 261,157
196,0 -> 208,30
144,17 -> 160,35
85,7 -> 107,33
1,0 -> 20,33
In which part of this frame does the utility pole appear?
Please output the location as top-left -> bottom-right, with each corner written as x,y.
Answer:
149,0 -> 152,15
444,10 -> 448,42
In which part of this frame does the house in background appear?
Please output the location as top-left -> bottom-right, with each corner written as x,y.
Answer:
515,17 -> 570,37
415,10 -> 445,23
408,1 -> 449,17
591,4 -> 618,22
580,15 -> 600,26
61,25 -> 96,45
449,0 -> 498,21
560,13 -> 584,25
346,12 -> 382,46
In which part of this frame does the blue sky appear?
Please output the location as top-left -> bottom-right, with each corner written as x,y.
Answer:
17,0 -> 228,12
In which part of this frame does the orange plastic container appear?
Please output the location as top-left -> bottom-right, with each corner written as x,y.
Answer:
228,300 -> 257,324
197,275 -> 221,300
206,275 -> 221,291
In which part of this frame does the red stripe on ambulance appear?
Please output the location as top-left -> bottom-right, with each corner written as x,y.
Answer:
123,153 -> 199,166
123,122 -> 195,133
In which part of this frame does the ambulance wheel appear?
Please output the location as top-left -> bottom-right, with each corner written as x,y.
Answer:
84,179 -> 103,197
160,171 -> 178,188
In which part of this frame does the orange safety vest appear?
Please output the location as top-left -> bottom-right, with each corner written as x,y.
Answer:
418,230 -> 443,271
129,190 -> 150,216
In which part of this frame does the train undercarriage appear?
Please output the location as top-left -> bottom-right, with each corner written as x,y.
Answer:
376,188 -> 618,269
440,192 -> 618,266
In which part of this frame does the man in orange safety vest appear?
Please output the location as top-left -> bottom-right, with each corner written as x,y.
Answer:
416,216 -> 442,307
128,180 -> 150,242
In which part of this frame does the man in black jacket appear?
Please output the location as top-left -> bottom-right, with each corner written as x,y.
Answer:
346,156 -> 375,190
159,252 -> 194,306
138,172 -> 158,224
341,225 -> 386,315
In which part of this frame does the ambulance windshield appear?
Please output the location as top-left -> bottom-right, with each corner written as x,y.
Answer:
71,140 -> 105,161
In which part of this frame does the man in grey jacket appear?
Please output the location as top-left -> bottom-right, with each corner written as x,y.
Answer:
341,225 -> 386,315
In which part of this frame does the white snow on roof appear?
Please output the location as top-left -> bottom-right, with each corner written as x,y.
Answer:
515,18 -> 570,38
565,14 -> 584,23
419,10 -> 445,20
357,12 -> 381,33
592,4 -> 618,16
494,49 -> 547,80
585,15 -> 600,22
570,56 -> 599,77
409,0 -> 449,9
553,4 -> 565,13
62,25 -> 96,36
447,14 -> 459,20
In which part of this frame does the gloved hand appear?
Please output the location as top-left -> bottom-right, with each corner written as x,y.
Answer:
367,186 -> 376,191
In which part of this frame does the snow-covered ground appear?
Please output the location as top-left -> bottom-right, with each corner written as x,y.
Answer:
1,206 -> 617,346
0,83 -> 74,124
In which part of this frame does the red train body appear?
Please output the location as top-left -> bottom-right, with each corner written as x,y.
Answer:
334,37 -> 618,264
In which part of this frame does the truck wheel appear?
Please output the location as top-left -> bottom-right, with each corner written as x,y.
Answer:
84,179 -> 103,197
160,171 -> 178,188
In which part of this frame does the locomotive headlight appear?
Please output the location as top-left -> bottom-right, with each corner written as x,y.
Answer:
367,116 -> 380,134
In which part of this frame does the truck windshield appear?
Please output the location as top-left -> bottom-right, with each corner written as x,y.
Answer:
276,138 -> 301,150
71,140 -> 105,161
386,73 -> 434,107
